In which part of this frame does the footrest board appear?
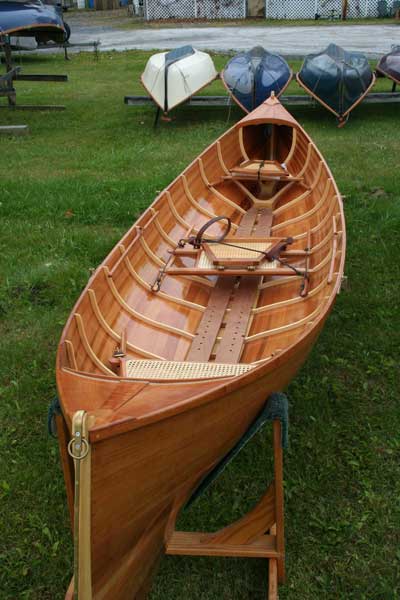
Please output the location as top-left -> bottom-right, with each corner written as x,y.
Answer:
124,359 -> 254,381
166,531 -> 277,558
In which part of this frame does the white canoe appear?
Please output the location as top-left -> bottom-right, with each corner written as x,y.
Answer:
141,45 -> 217,113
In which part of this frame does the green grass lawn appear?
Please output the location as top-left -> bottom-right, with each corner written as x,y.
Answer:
0,50 -> 399,599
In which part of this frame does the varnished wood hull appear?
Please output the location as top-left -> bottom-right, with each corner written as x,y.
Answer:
56,96 -> 346,598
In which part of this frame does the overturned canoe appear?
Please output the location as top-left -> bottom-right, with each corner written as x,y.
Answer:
56,95 -> 345,599
376,46 -> 400,87
0,0 -> 66,44
221,46 -> 292,113
141,45 -> 217,114
297,43 -> 375,126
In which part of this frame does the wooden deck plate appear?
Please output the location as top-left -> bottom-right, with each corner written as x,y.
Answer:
215,276 -> 260,364
186,277 -> 235,362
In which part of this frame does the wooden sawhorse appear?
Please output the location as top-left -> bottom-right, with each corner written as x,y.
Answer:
166,420 -> 285,599
0,34 -> 67,111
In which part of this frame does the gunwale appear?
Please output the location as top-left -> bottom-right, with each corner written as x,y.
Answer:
0,22 -> 64,35
56,96 -> 346,443
0,1 -> 66,37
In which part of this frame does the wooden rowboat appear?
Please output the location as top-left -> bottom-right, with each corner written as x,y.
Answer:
376,46 -> 400,89
297,43 -> 375,127
221,46 -> 292,113
141,45 -> 217,116
56,95 -> 346,599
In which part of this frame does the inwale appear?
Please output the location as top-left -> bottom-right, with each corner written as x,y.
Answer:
297,43 -> 375,126
56,94 -> 346,599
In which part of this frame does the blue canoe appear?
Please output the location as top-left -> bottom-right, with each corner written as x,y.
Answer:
0,0 -> 66,44
221,47 -> 292,113
296,43 -> 375,126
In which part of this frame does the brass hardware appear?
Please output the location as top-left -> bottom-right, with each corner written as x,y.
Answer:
67,436 -> 89,460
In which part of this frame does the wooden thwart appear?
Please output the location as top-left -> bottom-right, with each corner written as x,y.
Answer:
166,420 -> 285,600
215,276 -> 259,364
186,277 -> 234,362
228,159 -> 303,184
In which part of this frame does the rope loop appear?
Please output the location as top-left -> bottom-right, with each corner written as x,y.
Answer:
188,216 -> 232,249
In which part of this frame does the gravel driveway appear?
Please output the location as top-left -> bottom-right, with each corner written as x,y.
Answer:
64,15 -> 400,57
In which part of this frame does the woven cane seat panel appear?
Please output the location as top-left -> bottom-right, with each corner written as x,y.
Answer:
125,360 -> 254,380
198,248 -> 278,270
208,241 -> 271,260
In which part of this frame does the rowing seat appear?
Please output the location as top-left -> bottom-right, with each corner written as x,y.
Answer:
226,160 -> 302,183
163,236 -> 303,277
123,359 -> 254,380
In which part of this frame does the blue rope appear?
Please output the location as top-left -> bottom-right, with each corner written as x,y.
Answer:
47,396 -> 61,438
186,392 -> 289,507
264,392 -> 289,449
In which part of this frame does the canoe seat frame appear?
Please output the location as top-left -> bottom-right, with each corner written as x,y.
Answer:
166,419 -> 285,600
162,238 -> 307,278
227,158 -> 303,185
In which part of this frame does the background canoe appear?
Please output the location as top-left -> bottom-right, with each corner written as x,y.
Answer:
141,45 -> 217,114
221,47 -> 292,113
297,43 -> 375,126
0,0 -> 66,43
56,96 -> 345,599
376,45 -> 400,86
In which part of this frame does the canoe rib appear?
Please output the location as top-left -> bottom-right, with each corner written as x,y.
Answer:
74,314 -> 116,377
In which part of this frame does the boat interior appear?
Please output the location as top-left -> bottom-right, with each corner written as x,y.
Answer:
59,107 -> 344,389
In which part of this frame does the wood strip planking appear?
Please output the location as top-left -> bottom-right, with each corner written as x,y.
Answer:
103,267 -> 195,340
88,289 -> 165,360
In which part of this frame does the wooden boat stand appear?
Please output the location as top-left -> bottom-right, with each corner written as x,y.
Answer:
0,34 -> 68,111
125,90 -> 400,116
166,419 -> 285,599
